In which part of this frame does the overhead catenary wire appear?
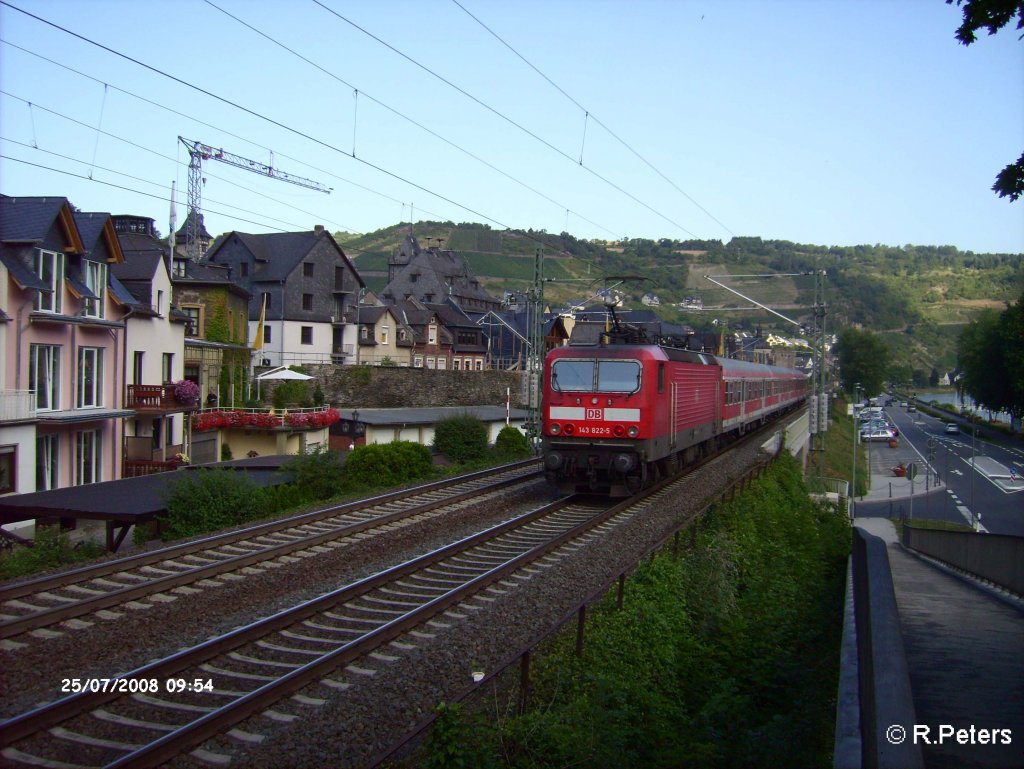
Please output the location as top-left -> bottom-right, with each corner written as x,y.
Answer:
450,0 -> 736,239
201,0 -> 618,239
0,0 -> 517,238
0,38 -> 431,218
312,0 -> 702,238
0,91 -> 358,233
0,154 -> 311,234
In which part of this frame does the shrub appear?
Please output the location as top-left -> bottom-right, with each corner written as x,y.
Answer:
433,415 -> 489,463
159,468 -> 262,539
493,425 -> 531,459
281,445 -> 345,502
343,441 -> 433,488
0,527 -> 104,580
272,379 -> 311,408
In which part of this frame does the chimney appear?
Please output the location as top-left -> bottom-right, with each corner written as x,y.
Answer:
314,224 -> 324,237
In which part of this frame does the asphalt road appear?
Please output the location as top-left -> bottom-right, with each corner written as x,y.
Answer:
857,403 -> 1024,536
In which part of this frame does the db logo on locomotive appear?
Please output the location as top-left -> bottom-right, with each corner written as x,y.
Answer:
586,408 -> 603,420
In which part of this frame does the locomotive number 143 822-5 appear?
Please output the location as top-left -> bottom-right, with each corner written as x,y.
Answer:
576,425 -> 611,435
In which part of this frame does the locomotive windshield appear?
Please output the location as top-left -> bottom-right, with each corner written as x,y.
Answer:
551,359 -> 641,393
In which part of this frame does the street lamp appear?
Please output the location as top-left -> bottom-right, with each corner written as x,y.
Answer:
851,383 -> 860,509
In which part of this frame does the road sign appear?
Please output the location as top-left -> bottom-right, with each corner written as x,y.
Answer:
906,462 -> 918,481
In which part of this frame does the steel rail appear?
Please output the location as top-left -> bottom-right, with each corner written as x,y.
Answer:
0,494 -> 585,749
1,459 -> 539,601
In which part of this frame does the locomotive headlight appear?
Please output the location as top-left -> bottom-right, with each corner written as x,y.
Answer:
549,423 -> 561,435
627,426 -> 639,438
612,454 -> 636,472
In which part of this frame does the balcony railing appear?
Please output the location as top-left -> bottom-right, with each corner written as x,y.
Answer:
126,384 -> 193,411
192,406 -> 340,433
0,390 -> 36,422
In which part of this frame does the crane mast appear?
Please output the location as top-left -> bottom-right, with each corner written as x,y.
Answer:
178,136 -> 331,261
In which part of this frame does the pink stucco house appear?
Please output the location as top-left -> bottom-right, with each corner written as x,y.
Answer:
0,196 -> 131,533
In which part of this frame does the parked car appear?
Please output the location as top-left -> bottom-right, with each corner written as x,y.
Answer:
907,404 -> 917,413
945,423 -> 961,435
860,427 -> 897,441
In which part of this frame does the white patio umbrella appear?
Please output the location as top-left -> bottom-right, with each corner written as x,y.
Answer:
256,367 -> 313,398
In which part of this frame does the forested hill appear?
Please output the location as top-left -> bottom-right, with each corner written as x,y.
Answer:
336,222 -> 1023,375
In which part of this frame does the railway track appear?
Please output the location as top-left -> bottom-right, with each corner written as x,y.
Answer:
0,460 -> 540,644
0,492 -> 622,769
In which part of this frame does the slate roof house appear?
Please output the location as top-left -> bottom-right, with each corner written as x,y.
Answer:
389,298 -> 456,369
346,304 -> 415,366
205,226 -> 364,367
0,196 -> 131,535
109,215 -> 191,475
380,235 -> 502,314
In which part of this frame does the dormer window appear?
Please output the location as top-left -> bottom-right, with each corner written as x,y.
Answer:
33,249 -> 63,313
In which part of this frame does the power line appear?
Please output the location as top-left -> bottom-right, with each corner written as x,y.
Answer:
0,37 -> 444,222
0,154 -> 308,233
0,0 -> 516,236
0,90 -> 357,232
312,0 -> 701,238
450,0 -> 736,238
202,0 -> 619,240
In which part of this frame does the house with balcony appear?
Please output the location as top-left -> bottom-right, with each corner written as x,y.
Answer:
109,215 -> 191,476
170,257 -> 252,424
204,226 -> 364,367
0,196 -> 132,536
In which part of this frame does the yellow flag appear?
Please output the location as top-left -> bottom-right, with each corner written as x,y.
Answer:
253,293 -> 266,351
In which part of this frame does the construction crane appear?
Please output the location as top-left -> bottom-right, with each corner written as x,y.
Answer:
178,136 -> 331,261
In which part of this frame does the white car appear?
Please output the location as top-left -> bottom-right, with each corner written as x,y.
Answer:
860,427 -> 896,442
944,423 -> 961,435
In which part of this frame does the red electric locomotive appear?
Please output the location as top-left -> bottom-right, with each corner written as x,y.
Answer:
541,325 -> 808,496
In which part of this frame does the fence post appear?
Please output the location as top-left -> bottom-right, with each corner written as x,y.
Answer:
518,650 -> 531,715
575,606 -> 586,657
616,574 -> 625,610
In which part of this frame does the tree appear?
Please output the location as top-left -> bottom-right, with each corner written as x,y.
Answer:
947,0 -> 1024,201
956,292 -> 1024,419
836,327 -> 891,397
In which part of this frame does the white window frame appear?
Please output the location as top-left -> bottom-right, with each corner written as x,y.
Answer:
436,357 -> 447,370
33,249 -> 63,313
475,359 -> 484,371
37,434 -> 59,491
428,324 -> 438,345
75,429 -> 101,485
83,260 -> 107,318
380,325 -> 389,345
453,358 -> 461,370
426,357 -> 436,370
30,344 -> 61,411
413,355 -> 423,368
77,347 -> 103,408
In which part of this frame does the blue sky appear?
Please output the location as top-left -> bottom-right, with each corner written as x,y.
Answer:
1,0 -> 1021,254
